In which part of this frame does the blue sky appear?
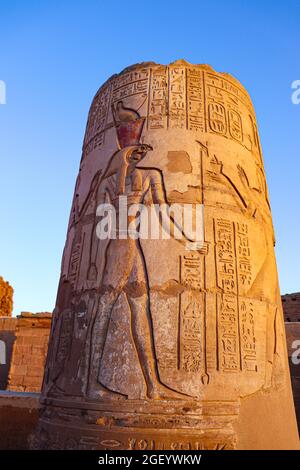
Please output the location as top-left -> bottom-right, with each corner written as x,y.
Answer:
0,0 -> 299,315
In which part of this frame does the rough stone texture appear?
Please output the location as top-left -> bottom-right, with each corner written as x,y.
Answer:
0,391 -> 40,450
0,277 -> 13,317
282,293 -> 300,322
8,312 -> 52,393
282,293 -> 300,432
35,61 -> 299,450
0,317 -> 17,389
285,324 -> 300,430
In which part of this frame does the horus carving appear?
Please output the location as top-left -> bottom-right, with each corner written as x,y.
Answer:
46,100 -> 205,401
84,120 -> 204,400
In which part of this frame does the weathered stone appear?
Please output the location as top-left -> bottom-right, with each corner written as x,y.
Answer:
282,293 -> 300,432
0,317 -> 17,389
282,292 -> 300,322
8,312 -> 52,392
0,276 -> 13,317
35,61 -> 299,450
0,391 -> 40,450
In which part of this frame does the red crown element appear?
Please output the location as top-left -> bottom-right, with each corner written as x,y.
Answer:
116,118 -> 145,148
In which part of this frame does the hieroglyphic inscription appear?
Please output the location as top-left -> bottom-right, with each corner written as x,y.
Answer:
111,68 -> 149,103
249,113 -> 263,166
56,311 -> 73,366
218,293 -> 240,371
205,72 -> 252,110
68,242 -> 82,288
84,83 -> 111,154
215,219 -> 237,295
179,296 -> 202,372
215,218 -> 240,371
214,219 -> 255,372
187,68 -> 205,132
168,67 -> 186,129
240,299 -> 257,371
179,253 -> 203,372
205,73 -> 244,143
228,109 -> 242,141
127,437 -> 229,450
208,103 -> 227,135
181,251 -> 202,289
148,67 -> 168,129
235,223 -> 252,287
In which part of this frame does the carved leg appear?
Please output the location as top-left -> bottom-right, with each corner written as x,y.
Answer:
127,294 -> 192,400
87,290 -> 126,400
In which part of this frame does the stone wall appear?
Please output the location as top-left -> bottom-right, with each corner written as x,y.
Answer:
285,323 -> 300,428
0,317 -> 17,389
0,312 -> 51,450
7,312 -> 52,392
282,292 -> 300,432
282,293 -> 300,322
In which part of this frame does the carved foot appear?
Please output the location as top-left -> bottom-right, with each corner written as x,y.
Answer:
87,382 -> 127,401
147,384 -> 194,401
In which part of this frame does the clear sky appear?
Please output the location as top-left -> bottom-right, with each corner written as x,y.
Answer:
0,0 -> 299,315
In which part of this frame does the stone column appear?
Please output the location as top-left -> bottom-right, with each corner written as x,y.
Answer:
35,60 -> 299,450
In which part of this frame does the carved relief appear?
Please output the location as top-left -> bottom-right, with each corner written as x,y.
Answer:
204,72 -> 251,145
168,67 -> 186,129
178,247 -> 209,380
36,62 -> 297,450
208,103 -> 227,135
187,68 -> 205,132
111,68 -> 149,103
214,219 -> 240,372
214,218 -> 256,373
84,83 -> 111,155
81,104 -> 204,401
68,241 -> 83,289
148,67 -> 168,129
235,223 -> 252,287
240,299 -> 257,372
51,309 -> 74,387
228,109 -> 243,141
180,252 -> 202,290
179,294 -> 203,372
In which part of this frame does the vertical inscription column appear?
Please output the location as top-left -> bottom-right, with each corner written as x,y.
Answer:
214,219 -> 240,372
214,219 -> 257,374
204,73 -> 244,143
148,67 -> 168,129
84,83 -> 111,155
168,67 -> 186,129
235,223 -> 257,372
187,68 -> 205,133
179,253 -> 204,373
